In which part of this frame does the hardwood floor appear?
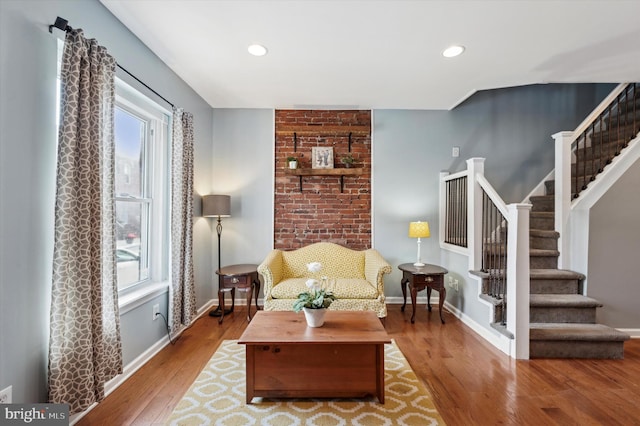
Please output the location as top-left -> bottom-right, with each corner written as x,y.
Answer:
77,305 -> 640,425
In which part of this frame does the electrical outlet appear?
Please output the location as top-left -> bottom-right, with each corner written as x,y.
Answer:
452,146 -> 460,157
0,385 -> 12,404
454,279 -> 459,291
448,276 -> 454,287
153,304 -> 160,320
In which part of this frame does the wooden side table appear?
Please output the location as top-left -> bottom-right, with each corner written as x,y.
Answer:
216,264 -> 261,324
398,263 -> 449,324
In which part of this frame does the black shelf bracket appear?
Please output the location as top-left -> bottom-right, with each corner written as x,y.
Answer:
294,132 -> 298,152
348,132 -> 352,152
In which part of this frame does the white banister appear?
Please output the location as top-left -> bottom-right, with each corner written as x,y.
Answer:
476,174 -> 509,218
506,203 -> 531,359
466,158 -> 485,271
441,157 -> 531,359
553,131 -> 573,269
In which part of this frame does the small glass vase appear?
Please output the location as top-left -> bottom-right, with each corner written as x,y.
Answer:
303,307 -> 327,327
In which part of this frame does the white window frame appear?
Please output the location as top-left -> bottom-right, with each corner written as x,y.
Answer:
114,78 -> 171,313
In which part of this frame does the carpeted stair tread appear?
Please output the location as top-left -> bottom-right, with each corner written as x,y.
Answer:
530,249 -> 559,257
529,269 -> 585,280
530,211 -> 554,218
530,323 -> 630,342
530,294 -> 602,308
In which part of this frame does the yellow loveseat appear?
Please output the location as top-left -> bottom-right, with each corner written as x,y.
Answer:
258,242 -> 392,318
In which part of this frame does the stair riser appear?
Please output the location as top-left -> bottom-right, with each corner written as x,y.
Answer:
544,180 -> 555,196
530,307 -> 597,323
530,279 -> 580,294
530,236 -> 558,250
530,256 -> 558,269
530,216 -> 554,230
530,197 -> 554,212
530,341 -> 625,359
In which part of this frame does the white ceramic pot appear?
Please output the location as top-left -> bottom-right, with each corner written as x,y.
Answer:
303,307 -> 327,327
289,160 -> 298,169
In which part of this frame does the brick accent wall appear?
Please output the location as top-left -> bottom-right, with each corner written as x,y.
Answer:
274,110 -> 372,250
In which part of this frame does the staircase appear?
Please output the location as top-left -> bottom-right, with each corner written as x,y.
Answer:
447,84 -> 638,359
528,184 -> 630,359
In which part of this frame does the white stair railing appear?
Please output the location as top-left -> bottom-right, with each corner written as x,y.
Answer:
553,83 -> 640,271
441,157 -> 530,359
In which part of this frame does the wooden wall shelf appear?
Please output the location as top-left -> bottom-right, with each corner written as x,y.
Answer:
284,168 -> 365,192
276,125 -> 370,136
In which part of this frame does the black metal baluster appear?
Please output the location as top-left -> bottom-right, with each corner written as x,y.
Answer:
501,218 -> 508,326
589,122 -> 595,183
463,177 -> 468,248
454,178 -> 458,245
481,191 -> 487,272
445,180 -> 450,244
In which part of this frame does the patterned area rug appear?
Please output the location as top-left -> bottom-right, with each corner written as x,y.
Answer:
166,340 -> 445,425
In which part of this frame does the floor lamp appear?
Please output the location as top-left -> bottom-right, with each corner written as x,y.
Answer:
203,194 -> 232,317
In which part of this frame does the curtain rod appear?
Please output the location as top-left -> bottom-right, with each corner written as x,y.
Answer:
49,16 -> 175,109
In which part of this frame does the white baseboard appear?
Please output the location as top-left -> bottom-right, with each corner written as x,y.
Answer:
69,299 -> 217,425
443,301 -> 513,356
618,328 -> 640,338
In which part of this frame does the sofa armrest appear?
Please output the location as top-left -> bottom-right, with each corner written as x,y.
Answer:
364,249 -> 392,298
258,249 -> 284,301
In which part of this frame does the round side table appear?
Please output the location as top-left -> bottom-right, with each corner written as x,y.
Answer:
216,264 -> 261,324
398,263 -> 448,324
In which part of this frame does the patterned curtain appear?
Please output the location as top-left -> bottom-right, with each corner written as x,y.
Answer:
49,30 -> 122,414
170,108 -> 196,335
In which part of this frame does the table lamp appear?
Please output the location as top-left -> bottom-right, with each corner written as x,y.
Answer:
409,221 -> 430,267
203,194 -> 231,316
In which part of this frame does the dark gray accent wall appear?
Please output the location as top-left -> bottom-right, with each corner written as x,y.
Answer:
0,0 -> 213,404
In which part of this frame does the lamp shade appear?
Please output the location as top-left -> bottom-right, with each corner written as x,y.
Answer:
408,221 -> 430,238
202,194 -> 231,217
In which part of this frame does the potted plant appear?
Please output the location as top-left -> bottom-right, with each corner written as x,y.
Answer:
287,156 -> 298,169
293,262 -> 336,327
340,153 -> 355,168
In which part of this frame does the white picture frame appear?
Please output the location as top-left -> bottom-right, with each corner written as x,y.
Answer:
312,146 -> 334,169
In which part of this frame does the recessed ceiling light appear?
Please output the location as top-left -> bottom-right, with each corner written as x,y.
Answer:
248,44 -> 268,57
442,45 -> 465,58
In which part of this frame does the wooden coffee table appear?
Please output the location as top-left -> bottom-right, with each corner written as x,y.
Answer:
238,311 -> 391,403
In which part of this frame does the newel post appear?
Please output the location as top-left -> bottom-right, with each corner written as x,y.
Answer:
439,171 -> 449,247
552,131 -> 573,269
506,203 -> 531,359
466,158 -> 485,271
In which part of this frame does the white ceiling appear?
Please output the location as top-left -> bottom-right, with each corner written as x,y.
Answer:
100,0 -> 640,110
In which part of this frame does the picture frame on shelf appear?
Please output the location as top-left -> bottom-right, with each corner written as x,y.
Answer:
312,146 -> 334,169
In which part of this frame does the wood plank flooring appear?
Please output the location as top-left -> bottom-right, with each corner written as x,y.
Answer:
77,305 -> 640,425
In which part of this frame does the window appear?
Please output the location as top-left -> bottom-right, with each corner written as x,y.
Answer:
114,80 -> 170,293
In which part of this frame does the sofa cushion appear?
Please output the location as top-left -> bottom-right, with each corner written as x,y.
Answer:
271,278 -> 378,300
281,242 -> 365,279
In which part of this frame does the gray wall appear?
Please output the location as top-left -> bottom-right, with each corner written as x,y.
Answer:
0,0 -> 213,403
588,158 -> 640,328
210,109 -> 275,292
